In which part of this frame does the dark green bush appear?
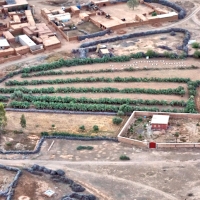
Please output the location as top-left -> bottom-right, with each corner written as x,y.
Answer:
76,146 -> 94,150
152,11 -> 157,16
112,117 -> 123,125
120,155 -> 130,160
93,125 -> 99,132
192,42 -> 200,49
79,125 -> 85,132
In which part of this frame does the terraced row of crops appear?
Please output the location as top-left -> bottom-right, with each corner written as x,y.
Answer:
0,58 -> 199,113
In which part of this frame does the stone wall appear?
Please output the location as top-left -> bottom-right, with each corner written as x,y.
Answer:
77,29 -> 111,41
79,28 -> 190,56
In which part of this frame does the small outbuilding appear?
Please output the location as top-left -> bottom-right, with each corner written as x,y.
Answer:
151,115 -> 169,130
0,38 -> 10,50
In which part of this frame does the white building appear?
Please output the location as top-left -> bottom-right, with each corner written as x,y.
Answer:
18,35 -> 36,47
0,38 -> 10,50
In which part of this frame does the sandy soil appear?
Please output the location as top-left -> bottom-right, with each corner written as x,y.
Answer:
13,170 -> 95,200
5,111 -> 125,137
2,132 -> 39,151
0,169 -> 16,192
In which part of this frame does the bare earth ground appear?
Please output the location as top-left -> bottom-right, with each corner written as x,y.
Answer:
5,112 -> 126,136
0,169 -> 16,192
92,32 -> 184,56
1,140 -> 200,200
12,170 -> 95,200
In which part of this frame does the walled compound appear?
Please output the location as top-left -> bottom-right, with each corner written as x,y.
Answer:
118,111 -> 200,149
41,0 -> 185,42
0,0 -> 61,64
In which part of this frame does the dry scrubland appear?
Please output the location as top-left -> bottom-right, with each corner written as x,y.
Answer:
5,112 -> 124,136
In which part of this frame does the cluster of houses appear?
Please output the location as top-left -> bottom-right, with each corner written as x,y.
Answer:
0,0 -> 61,63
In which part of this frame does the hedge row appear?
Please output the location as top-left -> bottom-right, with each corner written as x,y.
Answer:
0,95 -> 9,102
8,100 -> 187,114
20,65 -> 199,78
6,77 -> 190,86
20,94 -> 187,107
1,86 -> 185,95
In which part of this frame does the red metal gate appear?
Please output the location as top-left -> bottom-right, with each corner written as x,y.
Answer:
149,142 -> 157,149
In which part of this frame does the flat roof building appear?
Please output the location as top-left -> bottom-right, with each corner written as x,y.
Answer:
0,38 -> 10,49
3,0 -> 28,11
151,115 -> 170,130
18,34 -> 36,47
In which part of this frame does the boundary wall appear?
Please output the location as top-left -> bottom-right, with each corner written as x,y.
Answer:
118,111 -> 200,148
42,0 -> 185,41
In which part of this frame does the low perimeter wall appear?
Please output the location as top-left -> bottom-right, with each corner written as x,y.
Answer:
118,111 -> 200,149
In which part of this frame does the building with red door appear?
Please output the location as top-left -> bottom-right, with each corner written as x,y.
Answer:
151,115 -> 169,130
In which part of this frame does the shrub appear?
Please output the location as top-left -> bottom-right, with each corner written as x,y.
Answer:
41,132 -> 49,136
146,49 -> 157,58
193,50 -> 200,58
117,110 -> 124,116
120,155 -> 130,160
76,146 -> 94,150
13,130 -> 23,134
93,125 -> 99,132
137,117 -> 143,122
52,124 -> 55,128
79,125 -> 85,132
6,142 -> 12,146
20,114 -> 26,128
152,11 -> 157,16
112,117 -> 123,125
192,42 -> 200,49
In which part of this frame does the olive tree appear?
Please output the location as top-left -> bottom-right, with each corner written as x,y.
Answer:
127,0 -> 139,10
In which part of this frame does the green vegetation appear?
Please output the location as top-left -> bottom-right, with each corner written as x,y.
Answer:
112,117 -> 123,125
146,50 -> 157,58
120,155 -> 130,160
20,65 -> 198,78
127,0 -> 139,10
192,42 -> 200,49
79,125 -> 85,132
193,50 -> 200,58
5,76 -> 190,86
152,11 -> 157,16
20,114 -> 26,128
0,103 -> 7,131
76,146 -> 94,150
6,142 -> 12,147
93,125 -> 99,132
174,132 -> 179,143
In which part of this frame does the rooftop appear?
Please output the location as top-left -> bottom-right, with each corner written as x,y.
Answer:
0,38 -> 10,47
19,34 -> 36,47
151,115 -> 170,125
43,36 -> 60,47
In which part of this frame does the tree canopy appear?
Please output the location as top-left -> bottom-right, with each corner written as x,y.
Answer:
127,0 -> 139,10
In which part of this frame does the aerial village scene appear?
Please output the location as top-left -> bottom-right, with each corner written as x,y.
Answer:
0,0 -> 200,199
